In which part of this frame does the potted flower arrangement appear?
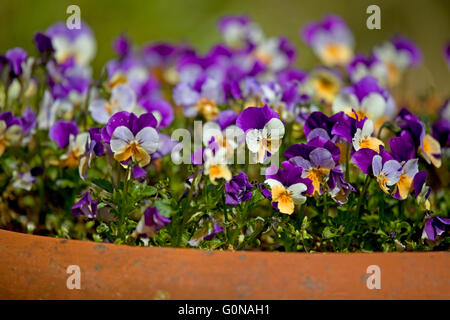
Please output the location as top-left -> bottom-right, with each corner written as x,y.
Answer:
0,14 -> 449,299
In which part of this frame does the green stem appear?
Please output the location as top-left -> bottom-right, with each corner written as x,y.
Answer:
174,166 -> 199,247
345,142 -> 350,183
119,164 -> 132,241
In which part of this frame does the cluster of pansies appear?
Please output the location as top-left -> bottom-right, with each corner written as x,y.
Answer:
0,15 -> 448,252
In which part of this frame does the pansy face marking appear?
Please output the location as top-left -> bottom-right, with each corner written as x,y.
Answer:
372,155 -> 402,194
246,118 -> 285,163
110,126 -> 159,167
352,119 -> 384,153
265,179 -> 307,215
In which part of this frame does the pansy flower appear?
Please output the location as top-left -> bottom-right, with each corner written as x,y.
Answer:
71,192 -> 98,219
264,161 -> 313,215
218,15 -> 263,49
203,145 -> 232,185
173,76 -> 224,120
332,76 -> 395,121
373,35 -> 422,86
139,97 -> 174,128
392,158 -> 419,200
347,53 -> 388,85
371,155 -> 402,194
432,118 -> 450,149
252,37 -> 296,72
225,172 -> 253,205
89,84 -> 136,124
45,21 -> 97,66
102,111 -> 159,167
289,147 -> 336,196
5,47 -> 28,78
202,110 -> 244,159
301,15 -> 354,67
49,120 -> 89,171
422,216 -> 450,241
352,118 -> 384,153
134,207 -> 171,238
0,112 -> 23,157
395,108 -> 442,168
46,58 -> 91,101
327,167 -> 355,205
303,66 -> 342,104
236,104 -> 285,163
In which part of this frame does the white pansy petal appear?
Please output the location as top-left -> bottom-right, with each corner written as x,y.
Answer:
89,99 -> 110,123
332,92 -> 359,114
112,84 -> 136,111
263,118 -> 285,140
110,126 -> 134,153
361,119 -> 374,137
403,158 -> 419,179
372,155 -> 382,176
74,34 -> 96,65
203,121 -> 222,146
361,93 -> 386,120
224,125 -> 245,147
352,128 -> 363,151
246,129 -> 261,153
136,127 -> 159,154
264,179 -> 283,189
75,132 -> 90,152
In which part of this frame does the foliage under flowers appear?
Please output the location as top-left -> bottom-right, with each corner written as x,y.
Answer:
0,15 -> 449,253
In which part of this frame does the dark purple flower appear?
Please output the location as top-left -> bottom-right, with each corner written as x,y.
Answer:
391,35 -> 422,67
236,104 -> 279,132
19,107 -> 37,136
389,135 -> 416,162
72,192 -> 98,218
422,216 -> 450,241
113,34 -> 131,58
49,120 -> 78,149
327,167 -> 355,205
203,222 -> 225,241
101,111 -> 158,144
432,119 -> 450,149
88,127 -> 105,157
225,172 -> 253,205
139,97 -> 174,128
135,207 -> 171,237
33,32 -> 54,54
5,47 -> 27,77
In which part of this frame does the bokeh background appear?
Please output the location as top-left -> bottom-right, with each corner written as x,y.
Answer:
0,0 -> 449,94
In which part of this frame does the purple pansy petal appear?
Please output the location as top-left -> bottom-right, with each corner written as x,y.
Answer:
352,148 -> 378,174
236,104 -> 279,132
49,120 -> 78,149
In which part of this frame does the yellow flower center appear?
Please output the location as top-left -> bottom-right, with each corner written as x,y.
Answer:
114,141 -> 150,167
196,98 -> 219,121
271,185 -> 295,215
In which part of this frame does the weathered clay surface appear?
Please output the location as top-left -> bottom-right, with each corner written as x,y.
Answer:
0,229 -> 448,299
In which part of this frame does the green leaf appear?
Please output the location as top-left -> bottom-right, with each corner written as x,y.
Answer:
92,178 -> 113,193
154,198 -> 174,218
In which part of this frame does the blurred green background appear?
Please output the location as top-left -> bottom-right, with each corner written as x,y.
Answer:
0,0 -> 449,93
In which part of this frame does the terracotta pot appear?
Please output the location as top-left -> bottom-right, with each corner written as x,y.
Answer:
0,229 -> 448,299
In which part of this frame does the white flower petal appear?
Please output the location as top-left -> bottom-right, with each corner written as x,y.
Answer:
136,127 -> 159,154
110,126 -> 134,153
361,93 -> 386,120
263,118 -> 285,140
246,129 -> 262,153
264,179 -> 283,189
